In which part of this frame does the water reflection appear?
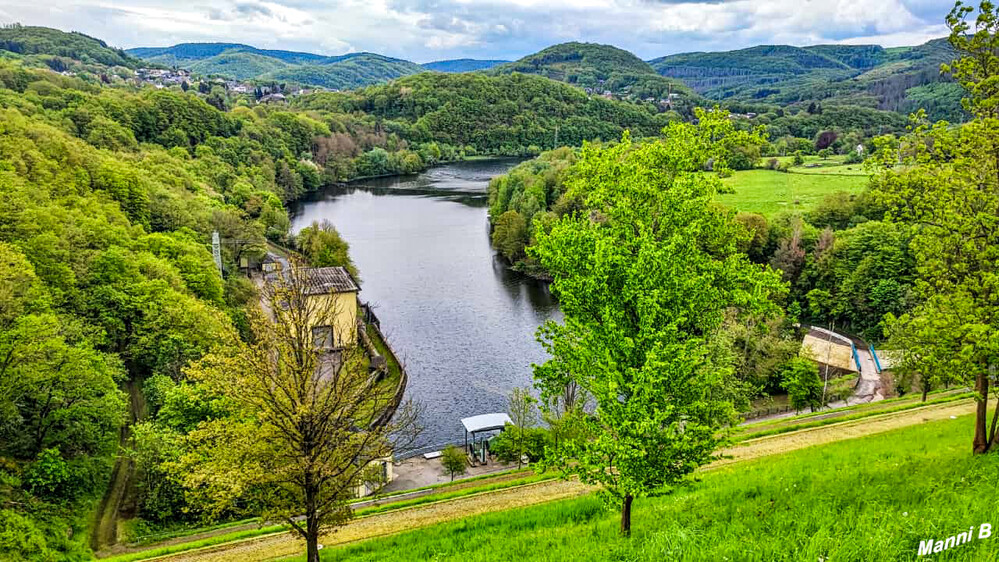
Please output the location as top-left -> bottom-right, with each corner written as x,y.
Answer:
290,159 -> 560,448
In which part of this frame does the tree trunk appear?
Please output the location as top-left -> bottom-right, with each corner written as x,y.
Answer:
921,386 -> 928,402
305,473 -> 321,562
620,494 -> 633,537
306,531 -> 320,562
974,372 -> 990,454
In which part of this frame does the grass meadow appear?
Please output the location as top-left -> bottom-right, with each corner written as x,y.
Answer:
717,155 -> 870,216
315,415 -> 999,561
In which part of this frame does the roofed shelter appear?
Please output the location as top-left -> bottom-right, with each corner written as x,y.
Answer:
462,413 -> 512,465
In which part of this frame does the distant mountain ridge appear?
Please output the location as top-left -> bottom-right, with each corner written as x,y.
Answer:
648,39 -> 961,120
1,26 -> 965,119
126,42 -> 423,89
127,42 -> 329,65
422,59 -> 509,72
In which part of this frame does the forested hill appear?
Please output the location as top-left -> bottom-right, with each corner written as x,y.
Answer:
650,39 -> 963,121
126,42 -> 329,66
293,71 -> 680,153
126,42 -> 423,89
487,42 -> 701,113
0,24 -> 140,68
422,59 -> 510,72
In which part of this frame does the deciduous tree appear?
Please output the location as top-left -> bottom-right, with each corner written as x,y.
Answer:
872,1 -> 999,454
176,267 -> 419,561
531,111 -> 785,536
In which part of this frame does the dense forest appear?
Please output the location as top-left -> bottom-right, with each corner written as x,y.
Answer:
294,72 -> 684,154
0,12 -> 980,559
488,112 -> 912,346
650,39 -> 965,121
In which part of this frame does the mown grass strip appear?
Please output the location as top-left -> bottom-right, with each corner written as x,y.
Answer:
733,392 -> 973,441
101,471 -> 551,562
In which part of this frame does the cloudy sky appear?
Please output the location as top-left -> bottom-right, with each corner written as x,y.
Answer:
0,0 -> 958,63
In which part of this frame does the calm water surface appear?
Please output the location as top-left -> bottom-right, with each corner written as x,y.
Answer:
290,160 -> 561,449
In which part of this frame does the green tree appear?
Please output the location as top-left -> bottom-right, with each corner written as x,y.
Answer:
780,357 -> 823,412
531,111 -> 785,536
871,1 -> 999,453
440,445 -> 467,482
176,266 -> 419,562
491,210 -> 528,263
296,220 -> 359,279
507,387 -> 538,468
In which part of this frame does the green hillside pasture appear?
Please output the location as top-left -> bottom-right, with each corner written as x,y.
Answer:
317,415 -> 999,561
717,168 -> 868,216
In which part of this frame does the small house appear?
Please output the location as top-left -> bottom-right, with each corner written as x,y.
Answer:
298,266 -> 360,349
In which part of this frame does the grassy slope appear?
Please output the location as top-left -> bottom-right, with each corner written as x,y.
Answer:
319,414 -> 995,561
717,156 -> 868,216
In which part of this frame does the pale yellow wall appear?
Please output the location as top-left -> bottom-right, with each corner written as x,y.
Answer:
305,292 -> 358,348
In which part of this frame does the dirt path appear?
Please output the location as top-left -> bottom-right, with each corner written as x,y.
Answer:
92,378 -> 147,550
151,399 -> 975,562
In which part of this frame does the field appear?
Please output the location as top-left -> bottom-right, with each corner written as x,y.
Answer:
312,412 -> 996,562
717,156 -> 869,216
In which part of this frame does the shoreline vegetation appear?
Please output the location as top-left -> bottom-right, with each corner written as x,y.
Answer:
1,6 -> 997,560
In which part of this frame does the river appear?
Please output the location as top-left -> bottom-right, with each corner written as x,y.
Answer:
289,159 -> 561,450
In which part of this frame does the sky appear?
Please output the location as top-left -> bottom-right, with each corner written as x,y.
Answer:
0,0 -> 959,63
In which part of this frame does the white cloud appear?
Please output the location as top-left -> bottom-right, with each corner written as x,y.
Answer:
0,0 -> 958,62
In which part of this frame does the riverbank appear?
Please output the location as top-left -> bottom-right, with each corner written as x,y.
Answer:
289,159 -> 559,448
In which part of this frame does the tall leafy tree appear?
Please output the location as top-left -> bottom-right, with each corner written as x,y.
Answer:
531,110 -> 785,535
176,266 -> 419,562
873,1 -> 999,453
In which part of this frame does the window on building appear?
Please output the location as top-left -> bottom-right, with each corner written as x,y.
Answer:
312,325 -> 333,349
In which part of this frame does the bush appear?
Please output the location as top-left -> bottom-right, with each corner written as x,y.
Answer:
792,152 -> 804,166
490,426 -> 551,464
24,448 -> 71,500
844,150 -> 864,164
0,510 -> 52,561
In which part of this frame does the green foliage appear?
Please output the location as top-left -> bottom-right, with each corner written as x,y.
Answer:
439,445 -> 467,482
296,220 -> 358,278
0,509 -> 54,560
490,210 -> 528,263
531,110 -> 786,533
319,416 -> 995,562
861,0 -> 999,454
490,426 -> 550,465
780,357 -> 823,412
0,24 -> 139,67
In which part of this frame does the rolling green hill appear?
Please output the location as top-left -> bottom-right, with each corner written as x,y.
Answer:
488,42 -> 701,114
187,51 -> 290,80
294,71 -> 677,152
127,42 -> 422,90
0,24 -> 139,67
317,415 -> 995,562
260,53 -> 422,89
490,41 -> 657,83
649,38 -> 963,120
126,43 -> 328,65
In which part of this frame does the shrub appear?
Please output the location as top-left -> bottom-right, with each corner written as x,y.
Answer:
490,426 -> 551,464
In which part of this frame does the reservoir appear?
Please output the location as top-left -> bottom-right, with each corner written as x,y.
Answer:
290,159 -> 560,450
